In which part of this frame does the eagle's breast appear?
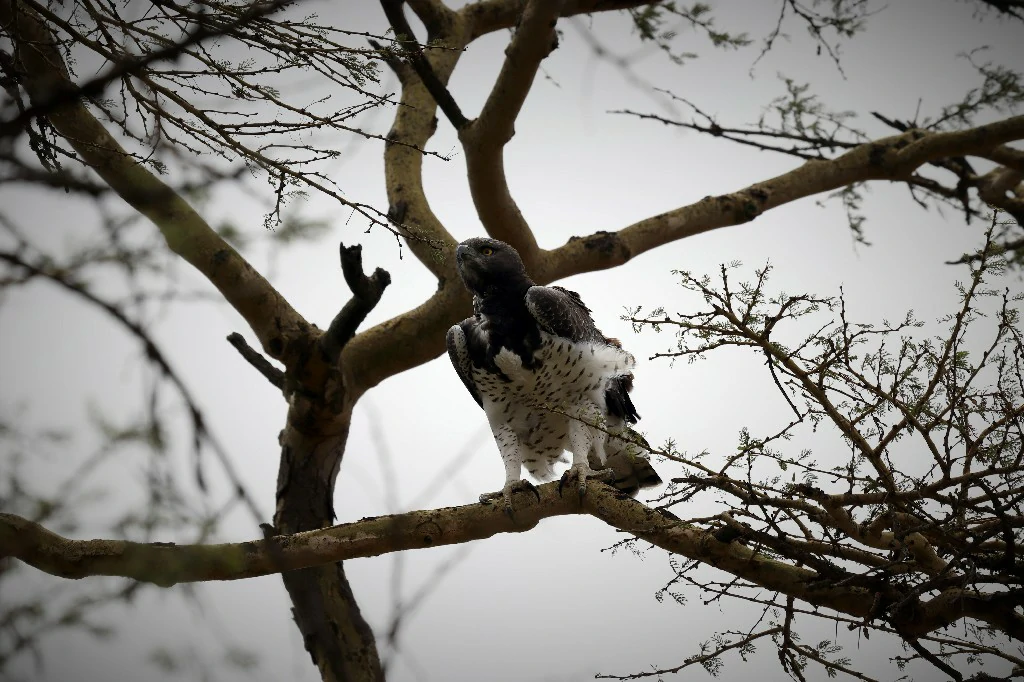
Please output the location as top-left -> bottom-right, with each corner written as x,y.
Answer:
477,331 -> 635,414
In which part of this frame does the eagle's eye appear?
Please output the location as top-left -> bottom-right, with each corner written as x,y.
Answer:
480,246 -> 494,256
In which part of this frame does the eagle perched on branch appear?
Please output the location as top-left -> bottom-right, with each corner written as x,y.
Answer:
446,237 -> 661,515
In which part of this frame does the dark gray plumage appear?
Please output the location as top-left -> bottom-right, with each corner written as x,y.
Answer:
446,237 -> 661,514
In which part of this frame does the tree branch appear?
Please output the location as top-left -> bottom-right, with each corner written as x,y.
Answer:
0,0 -> 311,366
343,0 -> 665,398
538,116 -> 1024,281
458,0 -> 560,262
7,482 -> 1020,641
981,145 -> 1024,173
406,0 -> 455,38
227,332 -> 285,390
470,0 -> 558,148
977,168 -> 1024,225
344,283 -> 472,398
0,487 -> 579,585
462,0 -> 661,41
345,2 -> 473,396
905,637 -> 964,681
319,243 -> 392,363
596,627 -> 784,680
380,0 -> 468,130
376,1 -> 465,276
0,0 -> 291,139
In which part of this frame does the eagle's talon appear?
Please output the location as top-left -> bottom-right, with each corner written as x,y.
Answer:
561,463 -> 617,502
495,479 -> 541,519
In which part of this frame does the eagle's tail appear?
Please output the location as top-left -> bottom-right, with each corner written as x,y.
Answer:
591,428 -> 662,497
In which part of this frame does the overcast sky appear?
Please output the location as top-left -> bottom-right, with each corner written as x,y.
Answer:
2,1 -> 1023,681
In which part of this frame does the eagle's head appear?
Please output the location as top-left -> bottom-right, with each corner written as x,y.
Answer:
455,238 -> 531,297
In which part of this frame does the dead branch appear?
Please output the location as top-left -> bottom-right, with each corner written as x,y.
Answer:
226,333 -> 285,390
319,243 -> 392,363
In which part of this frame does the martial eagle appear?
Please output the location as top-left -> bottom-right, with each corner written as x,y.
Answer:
446,237 -> 661,515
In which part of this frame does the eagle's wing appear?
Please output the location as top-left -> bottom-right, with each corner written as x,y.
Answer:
524,285 -> 603,343
526,285 -> 641,424
446,319 -> 483,408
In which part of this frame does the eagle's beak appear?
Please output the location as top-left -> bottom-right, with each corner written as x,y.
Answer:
455,244 -> 471,265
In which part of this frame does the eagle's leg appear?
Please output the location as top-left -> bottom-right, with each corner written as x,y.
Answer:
560,416 -> 616,500
478,423 -> 539,516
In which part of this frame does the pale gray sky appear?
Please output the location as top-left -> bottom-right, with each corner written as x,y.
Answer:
2,1 -> 1023,681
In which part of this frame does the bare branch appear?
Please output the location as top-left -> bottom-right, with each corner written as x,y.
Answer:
344,1 -> 670,396
1,486 -> 580,585
982,145 -> 1024,173
0,0 -> 310,366
377,1 -> 465,275
906,637 -> 964,681
344,283 -> 471,397
319,243 -> 392,363
226,332 -> 285,390
346,116 -> 1024,398
596,627 -> 784,680
0,0 -> 291,139
380,0 -> 468,130
471,0 -> 557,147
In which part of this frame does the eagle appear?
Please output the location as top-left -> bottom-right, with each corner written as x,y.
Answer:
446,237 -> 661,515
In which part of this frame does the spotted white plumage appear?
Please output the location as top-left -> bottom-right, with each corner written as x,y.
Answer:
446,238 -> 661,515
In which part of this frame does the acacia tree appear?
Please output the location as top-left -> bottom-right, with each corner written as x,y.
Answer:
1,1 -> 1024,681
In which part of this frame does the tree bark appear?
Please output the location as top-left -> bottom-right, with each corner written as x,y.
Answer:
274,405 -> 384,682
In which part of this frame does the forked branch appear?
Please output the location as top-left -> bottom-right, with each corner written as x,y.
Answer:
320,243 -> 392,362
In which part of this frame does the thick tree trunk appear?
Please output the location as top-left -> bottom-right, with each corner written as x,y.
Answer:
274,407 -> 383,682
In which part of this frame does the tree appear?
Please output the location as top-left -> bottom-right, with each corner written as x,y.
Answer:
1,1 -> 1023,681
